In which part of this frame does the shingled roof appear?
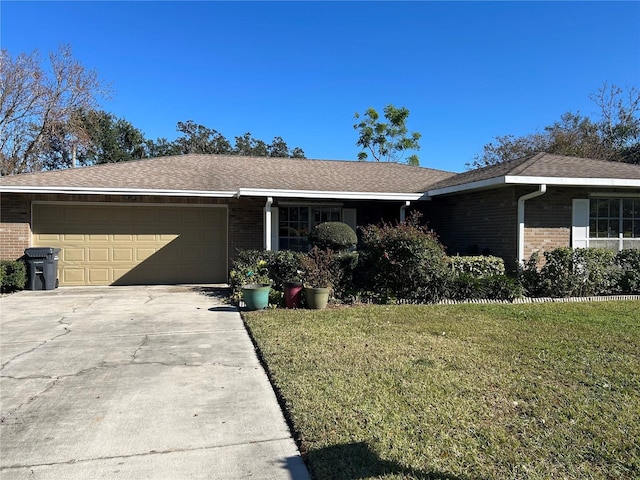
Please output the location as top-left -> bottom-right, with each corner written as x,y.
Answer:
426,152 -> 640,194
2,153 -> 639,199
0,154 -> 455,198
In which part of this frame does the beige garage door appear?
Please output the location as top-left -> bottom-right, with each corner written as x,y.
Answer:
33,203 -> 227,286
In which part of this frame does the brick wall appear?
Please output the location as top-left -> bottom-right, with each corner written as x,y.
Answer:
227,198 -> 264,261
421,185 -> 639,265
0,193 -> 31,259
420,187 -> 519,265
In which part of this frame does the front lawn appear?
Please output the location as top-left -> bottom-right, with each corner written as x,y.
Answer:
244,301 -> 640,480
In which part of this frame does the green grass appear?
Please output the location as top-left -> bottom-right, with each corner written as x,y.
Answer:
244,301 -> 640,480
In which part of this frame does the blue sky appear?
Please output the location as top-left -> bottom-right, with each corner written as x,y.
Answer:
2,1 -> 639,172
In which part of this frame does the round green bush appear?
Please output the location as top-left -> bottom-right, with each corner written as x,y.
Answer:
309,222 -> 357,251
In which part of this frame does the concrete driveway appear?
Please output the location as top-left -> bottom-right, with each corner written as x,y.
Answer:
0,286 -> 309,480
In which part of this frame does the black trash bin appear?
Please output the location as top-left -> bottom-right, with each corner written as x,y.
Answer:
24,247 -> 61,290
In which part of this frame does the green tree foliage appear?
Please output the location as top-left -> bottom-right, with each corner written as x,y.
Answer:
45,110 -> 148,166
353,104 -> 421,166
147,123 -> 306,158
470,83 -> 640,168
0,45 -> 109,175
170,120 -> 233,155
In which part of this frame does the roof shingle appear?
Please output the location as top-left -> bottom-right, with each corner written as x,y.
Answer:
0,155 -> 456,194
426,152 -> 640,191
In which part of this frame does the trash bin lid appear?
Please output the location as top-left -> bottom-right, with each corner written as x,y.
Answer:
24,247 -> 61,257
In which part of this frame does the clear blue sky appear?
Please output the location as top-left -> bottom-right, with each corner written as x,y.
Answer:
2,1 -> 639,172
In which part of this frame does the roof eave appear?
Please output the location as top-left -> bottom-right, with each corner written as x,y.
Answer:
0,186 -> 238,198
427,176 -> 640,196
237,188 -> 425,201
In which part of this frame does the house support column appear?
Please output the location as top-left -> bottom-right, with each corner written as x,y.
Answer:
517,185 -> 547,263
400,201 -> 411,222
264,197 -> 274,250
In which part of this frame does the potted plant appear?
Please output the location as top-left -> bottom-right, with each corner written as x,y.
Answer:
300,247 -> 334,309
235,259 -> 271,310
283,271 -> 304,309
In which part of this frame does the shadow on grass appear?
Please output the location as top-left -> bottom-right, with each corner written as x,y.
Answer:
307,441 -> 476,480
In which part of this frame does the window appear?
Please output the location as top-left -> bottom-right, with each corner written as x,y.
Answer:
589,198 -> 640,238
279,206 -> 341,251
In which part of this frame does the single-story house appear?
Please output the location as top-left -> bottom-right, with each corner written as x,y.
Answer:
1,152 -> 639,286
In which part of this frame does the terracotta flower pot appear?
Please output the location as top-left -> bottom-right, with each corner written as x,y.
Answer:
284,281 -> 303,309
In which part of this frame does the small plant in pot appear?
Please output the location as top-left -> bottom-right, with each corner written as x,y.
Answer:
283,270 -> 304,309
300,247 -> 334,309
231,259 -> 271,310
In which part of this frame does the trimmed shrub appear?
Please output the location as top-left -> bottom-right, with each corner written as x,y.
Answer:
309,222 -> 357,251
0,260 -> 27,293
520,247 -> 621,298
357,213 -> 449,303
448,274 -> 486,301
447,273 -> 523,302
615,249 -> 640,294
484,275 -> 524,302
448,255 -> 505,278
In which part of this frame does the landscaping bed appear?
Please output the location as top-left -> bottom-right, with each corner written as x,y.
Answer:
244,301 -> 640,480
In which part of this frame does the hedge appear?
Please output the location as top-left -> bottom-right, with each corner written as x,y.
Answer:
0,260 -> 27,293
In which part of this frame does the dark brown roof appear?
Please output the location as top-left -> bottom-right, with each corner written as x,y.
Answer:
427,152 -> 640,191
0,154 -> 456,194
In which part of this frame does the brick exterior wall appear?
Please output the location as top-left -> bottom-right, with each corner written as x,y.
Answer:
521,187 -> 582,260
420,187 -> 519,265
0,193 -> 31,259
420,186 -> 640,266
227,197 -> 264,261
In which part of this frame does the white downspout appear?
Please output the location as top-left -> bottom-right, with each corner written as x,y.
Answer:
517,185 -> 547,263
400,201 -> 411,222
264,197 -> 273,251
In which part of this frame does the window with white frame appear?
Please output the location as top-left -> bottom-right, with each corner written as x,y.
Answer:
278,206 -> 341,251
589,198 -> 640,239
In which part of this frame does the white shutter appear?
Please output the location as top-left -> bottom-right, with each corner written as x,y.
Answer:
572,199 -> 590,249
270,207 -> 279,251
342,208 -> 357,233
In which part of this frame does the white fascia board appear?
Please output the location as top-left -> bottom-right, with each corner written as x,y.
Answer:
504,176 -> 640,188
427,175 -> 640,196
426,176 -> 508,196
0,186 -> 237,197
237,188 -> 425,201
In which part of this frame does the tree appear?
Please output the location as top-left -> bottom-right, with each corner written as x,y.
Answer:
469,83 -> 640,168
170,120 -> 232,155
0,45 -> 109,175
233,132 -> 268,157
42,110 -> 149,167
353,104 -> 421,166
80,110 -> 148,164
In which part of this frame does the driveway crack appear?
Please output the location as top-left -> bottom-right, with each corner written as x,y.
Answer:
131,335 -> 149,362
1,318 -> 72,371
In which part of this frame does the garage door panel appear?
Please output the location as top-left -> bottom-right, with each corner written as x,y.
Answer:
88,248 -> 110,262
33,204 -> 227,286
113,248 -> 134,262
63,248 -> 85,262
88,268 -> 110,283
113,234 -> 134,242
63,269 -> 85,284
